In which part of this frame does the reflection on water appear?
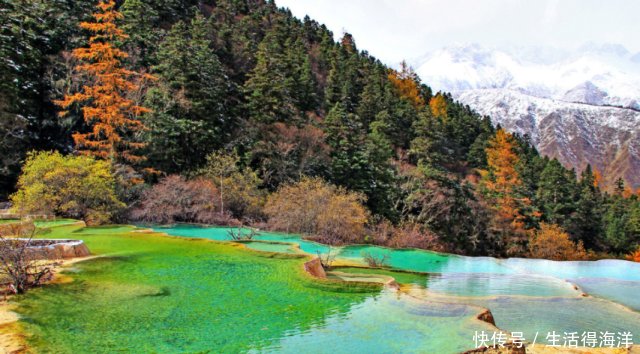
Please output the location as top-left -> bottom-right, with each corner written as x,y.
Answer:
255,289 -> 494,354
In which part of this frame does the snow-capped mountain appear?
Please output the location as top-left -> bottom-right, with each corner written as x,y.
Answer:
414,43 -> 640,188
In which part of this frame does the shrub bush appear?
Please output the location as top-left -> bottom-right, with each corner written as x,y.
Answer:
11,151 -> 123,225
370,220 -> 447,251
528,223 -> 590,261
265,177 -> 368,244
130,175 -> 237,225
197,151 -> 266,221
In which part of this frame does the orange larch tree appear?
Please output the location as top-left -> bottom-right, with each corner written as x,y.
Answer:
428,93 -> 448,120
388,61 -> 425,109
481,128 -> 532,255
593,167 -> 603,189
55,0 -> 153,164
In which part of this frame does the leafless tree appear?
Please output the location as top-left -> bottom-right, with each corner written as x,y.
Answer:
226,226 -> 260,241
362,251 -> 389,268
316,247 -> 336,270
0,224 -> 58,294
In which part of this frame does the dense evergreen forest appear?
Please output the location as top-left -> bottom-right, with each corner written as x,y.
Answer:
2,0 -> 639,260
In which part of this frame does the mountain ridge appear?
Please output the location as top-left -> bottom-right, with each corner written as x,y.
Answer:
415,43 -> 640,188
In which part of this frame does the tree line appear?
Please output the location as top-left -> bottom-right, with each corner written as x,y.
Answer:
2,0 -> 639,260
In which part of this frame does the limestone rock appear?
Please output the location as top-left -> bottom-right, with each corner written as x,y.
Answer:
304,258 -> 327,278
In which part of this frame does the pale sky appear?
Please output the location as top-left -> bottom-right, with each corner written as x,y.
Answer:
275,0 -> 640,66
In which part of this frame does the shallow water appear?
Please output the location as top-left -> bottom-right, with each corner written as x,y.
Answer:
258,289 -> 495,353
241,241 -> 300,254
149,224 -> 332,255
15,223 -> 640,352
20,224 -> 492,353
502,258 -> 640,282
33,219 -> 79,228
571,278 -> 640,311
152,224 -> 640,345
337,245 -> 513,274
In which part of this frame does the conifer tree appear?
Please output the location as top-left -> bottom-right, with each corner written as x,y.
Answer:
56,0 -> 153,164
387,61 -> 425,109
536,159 -> 577,227
244,26 -> 299,124
429,93 -> 448,120
563,165 -> 603,248
481,129 -> 532,255
120,0 -> 161,68
325,102 -> 396,218
143,15 -> 233,172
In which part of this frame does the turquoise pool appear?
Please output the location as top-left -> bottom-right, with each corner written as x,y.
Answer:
151,224 -> 640,346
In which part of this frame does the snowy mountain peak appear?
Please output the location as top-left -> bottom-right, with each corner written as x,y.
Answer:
561,81 -> 608,106
414,43 -> 640,188
415,43 -> 640,110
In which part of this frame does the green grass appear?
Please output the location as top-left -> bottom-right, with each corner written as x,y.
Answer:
331,266 -> 429,286
33,219 -> 80,228
0,219 -> 20,224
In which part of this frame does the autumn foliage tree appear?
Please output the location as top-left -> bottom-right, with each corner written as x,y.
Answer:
10,151 -> 124,225
387,61 -> 425,109
481,129 -> 532,255
264,177 -> 369,244
55,0 -> 153,164
429,93 -> 448,120
529,223 -> 589,261
627,248 -> 640,262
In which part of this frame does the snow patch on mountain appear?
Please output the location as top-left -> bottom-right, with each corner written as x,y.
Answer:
415,43 -> 640,109
414,43 -> 640,187
455,89 -> 640,187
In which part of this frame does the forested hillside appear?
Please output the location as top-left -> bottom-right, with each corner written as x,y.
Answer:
2,0 -> 639,259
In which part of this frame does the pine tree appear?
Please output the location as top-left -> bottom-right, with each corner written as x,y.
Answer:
0,0 -> 93,196
120,0 -> 161,68
410,109 -> 448,167
56,0 -> 154,164
324,33 -> 363,112
536,159 -> 577,227
467,116 -> 495,168
325,102 -> 369,191
325,102 -> 396,218
603,194 -> 631,253
567,164 -> 603,249
144,15 -> 233,172
244,25 -> 304,124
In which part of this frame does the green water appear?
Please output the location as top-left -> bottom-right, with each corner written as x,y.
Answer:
151,224 -> 640,347
148,224 -> 333,255
259,289 -> 495,353
17,224 -> 492,353
241,241 -> 300,254
0,218 -> 79,227
12,223 -> 640,352
332,267 -> 428,285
